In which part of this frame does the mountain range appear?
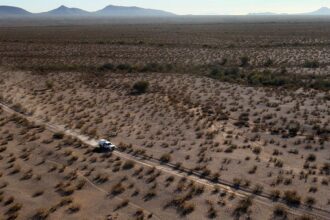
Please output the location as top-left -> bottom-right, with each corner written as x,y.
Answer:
0,5 -> 176,17
248,7 -> 330,15
1,5 -> 330,17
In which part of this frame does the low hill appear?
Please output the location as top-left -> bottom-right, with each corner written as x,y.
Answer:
0,6 -> 31,16
307,7 -> 330,15
42,5 -> 89,16
95,5 -> 175,17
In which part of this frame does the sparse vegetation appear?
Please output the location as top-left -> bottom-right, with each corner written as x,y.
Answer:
0,20 -> 328,220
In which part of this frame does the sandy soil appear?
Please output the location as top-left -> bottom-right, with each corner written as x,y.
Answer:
0,21 -> 329,220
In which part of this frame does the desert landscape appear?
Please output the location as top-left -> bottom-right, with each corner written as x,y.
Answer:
0,15 -> 329,220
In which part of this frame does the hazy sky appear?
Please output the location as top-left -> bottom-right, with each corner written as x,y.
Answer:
1,0 -> 330,15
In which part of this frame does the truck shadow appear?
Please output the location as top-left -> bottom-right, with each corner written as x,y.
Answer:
92,148 -> 112,154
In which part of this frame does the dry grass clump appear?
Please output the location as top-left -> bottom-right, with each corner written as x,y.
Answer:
114,199 -> 129,211
232,197 -> 253,218
165,196 -> 196,216
160,153 -> 171,163
31,208 -> 50,220
5,202 -> 22,215
4,196 -> 14,206
132,81 -> 149,94
94,173 -> 109,184
66,203 -> 81,214
55,182 -> 76,197
110,183 -> 125,196
143,189 -> 157,201
304,196 -> 316,207
52,132 -> 64,140
270,189 -> 281,201
122,160 -> 135,170
272,205 -> 287,219
32,190 -> 44,197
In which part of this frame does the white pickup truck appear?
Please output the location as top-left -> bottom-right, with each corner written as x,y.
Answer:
98,139 -> 117,152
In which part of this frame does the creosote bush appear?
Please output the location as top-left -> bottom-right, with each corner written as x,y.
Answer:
283,190 -> 301,206
132,81 -> 149,94
303,60 -> 320,68
53,132 -> 64,140
160,153 -> 171,163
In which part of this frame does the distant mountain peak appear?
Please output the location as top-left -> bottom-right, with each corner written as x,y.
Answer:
318,6 -> 330,10
58,5 -> 68,9
248,6 -> 330,16
310,6 -> 330,14
43,5 -> 89,16
0,5 -> 31,16
96,4 -> 175,16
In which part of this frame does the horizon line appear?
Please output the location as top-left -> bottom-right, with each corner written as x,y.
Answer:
0,4 -> 329,16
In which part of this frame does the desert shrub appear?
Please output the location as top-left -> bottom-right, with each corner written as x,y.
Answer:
306,154 -> 316,162
134,209 -> 145,219
233,197 -> 253,217
143,190 -> 156,201
12,103 -> 26,114
4,196 -> 14,205
94,173 -> 109,183
303,60 -> 320,68
248,165 -> 257,174
270,190 -> 281,200
274,159 -> 283,168
247,70 -> 287,86
53,132 -> 64,140
219,58 -> 228,65
207,205 -> 217,218
160,153 -> 171,163
298,215 -> 313,220
99,63 -> 115,71
287,121 -> 300,137
252,184 -> 263,194
0,146 -> 7,152
211,172 -> 220,182
115,199 -> 129,210
67,204 -> 80,213
264,58 -> 273,67
58,197 -> 73,207
239,56 -> 250,67
117,63 -> 132,72
132,81 -> 149,94
273,205 -> 287,219
209,67 -> 240,81
324,94 -> 330,101
252,147 -> 261,155
305,196 -> 316,207
166,197 -> 195,216
180,202 -> 195,216
308,186 -> 317,193
6,203 -> 22,215
233,178 -> 241,188
45,80 -> 53,89
283,190 -> 301,206
110,183 -> 125,196
207,66 -> 330,90
75,180 -> 86,190
57,185 -> 75,197
320,163 -> 329,175
32,190 -> 44,197
31,208 -> 49,220
311,79 -> 330,90
141,63 -> 164,72
122,160 -> 135,170
224,145 -> 236,153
